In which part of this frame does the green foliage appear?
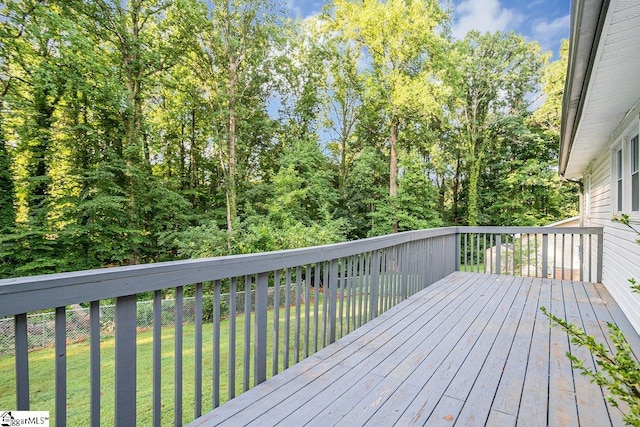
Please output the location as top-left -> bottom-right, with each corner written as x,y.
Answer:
0,130 -> 15,231
0,0 -> 579,277
541,308 -> 640,426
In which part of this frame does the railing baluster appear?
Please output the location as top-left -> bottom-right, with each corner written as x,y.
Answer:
55,306 -> 66,427
495,234 -> 502,274
401,243 -> 408,300
115,295 -> 137,427
346,257 -> 353,334
153,290 -> 161,427
542,234 -> 549,278
15,313 -> 29,410
272,272 -> 280,377
597,231 -> 604,282
519,234 -> 523,276
174,286 -> 183,427
579,233 -> 584,281
369,251 -> 380,321
569,234 -> 574,280
562,234 -> 566,280
339,258 -> 346,338
90,301 -> 101,427
313,264 -> 320,352
255,272 -> 268,385
284,269 -> 291,369
464,233 -> 468,271
322,262 -> 329,347
588,234 -> 593,282
214,280 -> 221,407
229,277 -> 237,399
329,259 -> 339,343
482,234 -> 487,273
357,255 -> 363,328
294,266 -> 301,364
243,276 -> 251,393
194,283 -> 203,418
527,233 -> 531,277
304,264 -> 311,357
476,233 -> 480,273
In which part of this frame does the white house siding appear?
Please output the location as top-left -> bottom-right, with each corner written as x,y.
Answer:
584,146 -> 640,333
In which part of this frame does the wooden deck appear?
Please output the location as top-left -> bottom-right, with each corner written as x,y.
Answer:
189,272 -> 640,426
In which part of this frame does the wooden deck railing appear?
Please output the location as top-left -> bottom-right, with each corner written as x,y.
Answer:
457,226 -> 603,283
0,226 -> 603,426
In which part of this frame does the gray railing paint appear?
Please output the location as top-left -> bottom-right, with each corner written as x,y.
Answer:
0,226 -> 603,427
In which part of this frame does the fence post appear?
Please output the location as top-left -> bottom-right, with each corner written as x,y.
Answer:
255,272 -> 268,384
115,294 -> 137,427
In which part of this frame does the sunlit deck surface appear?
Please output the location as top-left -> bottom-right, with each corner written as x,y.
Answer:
189,271 -> 640,427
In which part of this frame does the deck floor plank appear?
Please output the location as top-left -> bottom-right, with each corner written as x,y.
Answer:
565,280 -> 612,427
547,279 -> 579,426
321,274 -> 507,426
188,272 -> 638,427
453,276 -> 532,426
516,277 -> 552,427
368,275 -> 510,426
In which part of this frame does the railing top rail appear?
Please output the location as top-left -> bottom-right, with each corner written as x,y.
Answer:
458,226 -> 603,235
0,227 -> 458,317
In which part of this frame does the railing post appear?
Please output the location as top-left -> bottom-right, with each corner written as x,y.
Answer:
542,234 -> 549,278
369,251 -> 380,321
495,234 -> 502,274
255,272 -> 268,384
115,294 -> 137,427
329,259 -> 339,344
597,230 -> 604,283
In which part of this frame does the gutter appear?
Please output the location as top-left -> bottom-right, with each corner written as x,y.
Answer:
559,0 -> 610,178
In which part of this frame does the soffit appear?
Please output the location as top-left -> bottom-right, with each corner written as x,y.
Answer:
565,0 -> 640,178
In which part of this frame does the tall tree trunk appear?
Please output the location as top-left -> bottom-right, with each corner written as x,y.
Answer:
226,54 -> 238,236
467,151 -> 481,226
389,116 -> 399,233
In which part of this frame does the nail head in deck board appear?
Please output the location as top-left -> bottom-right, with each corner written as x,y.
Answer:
189,272 -> 632,427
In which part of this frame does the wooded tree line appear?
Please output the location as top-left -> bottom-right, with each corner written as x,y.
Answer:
0,0 -> 577,278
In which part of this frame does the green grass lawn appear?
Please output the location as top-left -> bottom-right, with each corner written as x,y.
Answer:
0,298 -> 356,426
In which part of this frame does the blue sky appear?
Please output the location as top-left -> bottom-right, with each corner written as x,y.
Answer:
285,0 -> 570,57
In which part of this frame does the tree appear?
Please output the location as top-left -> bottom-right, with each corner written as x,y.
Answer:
329,0 -> 449,232
191,0 -> 282,238
449,31 -> 544,225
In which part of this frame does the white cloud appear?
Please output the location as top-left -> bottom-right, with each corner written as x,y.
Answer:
532,14 -> 570,52
452,0 -> 521,39
286,0 -> 303,19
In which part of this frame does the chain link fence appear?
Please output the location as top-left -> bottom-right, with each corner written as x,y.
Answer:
0,288 -> 284,356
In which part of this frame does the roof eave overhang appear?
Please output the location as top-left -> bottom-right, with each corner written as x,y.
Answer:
559,0 -> 610,179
